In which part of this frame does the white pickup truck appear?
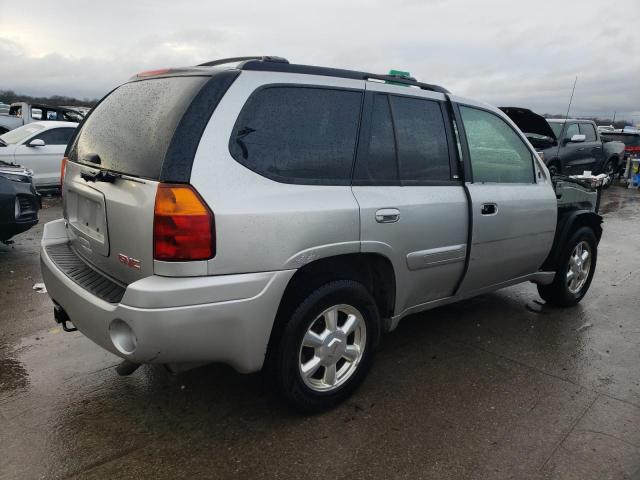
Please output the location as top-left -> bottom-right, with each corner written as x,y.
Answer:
0,102 -> 84,134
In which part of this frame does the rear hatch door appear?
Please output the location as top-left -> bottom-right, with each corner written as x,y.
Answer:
64,74 -> 214,285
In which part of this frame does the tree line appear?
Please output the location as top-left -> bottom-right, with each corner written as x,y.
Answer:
0,90 -> 97,108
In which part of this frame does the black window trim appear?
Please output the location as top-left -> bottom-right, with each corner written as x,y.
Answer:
228,83 -> 366,186
353,91 -> 461,187
454,102 -> 538,185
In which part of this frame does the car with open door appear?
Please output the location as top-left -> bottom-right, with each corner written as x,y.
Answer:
499,107 -> 624,184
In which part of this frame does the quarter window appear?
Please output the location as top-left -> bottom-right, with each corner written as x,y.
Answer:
230,86 -> 363,185
460,106 -> 534,183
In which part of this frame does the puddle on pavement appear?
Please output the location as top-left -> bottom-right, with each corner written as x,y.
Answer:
0,351 -> 29,395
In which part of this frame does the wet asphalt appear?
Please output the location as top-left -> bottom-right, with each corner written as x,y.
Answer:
1,187 -> 639,480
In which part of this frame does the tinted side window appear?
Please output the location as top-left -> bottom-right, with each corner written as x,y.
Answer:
565,123 -> 579,139
230,87 -> 362,185
391,96 -> 450,182
580,123 -> 597,142
34,128 -> 76,145
354,94 -> 398,183
460,106 -> 534,183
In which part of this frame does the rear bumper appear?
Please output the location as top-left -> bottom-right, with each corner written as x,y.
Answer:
40,219 -> 295,373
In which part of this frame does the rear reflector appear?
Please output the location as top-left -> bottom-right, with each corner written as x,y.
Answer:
60,157 -> 68,191
153,184 -> 214,261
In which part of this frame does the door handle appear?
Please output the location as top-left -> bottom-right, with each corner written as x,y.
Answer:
375,208 -> 400,223
481,203 -> 498,215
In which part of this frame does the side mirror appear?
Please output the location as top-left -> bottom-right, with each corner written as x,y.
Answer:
28,139 -> 45,147
569,134 -> 586,143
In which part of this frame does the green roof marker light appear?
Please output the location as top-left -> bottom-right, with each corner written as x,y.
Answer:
386,69 -> 413,86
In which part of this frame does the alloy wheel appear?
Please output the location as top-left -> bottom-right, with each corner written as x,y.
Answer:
567,240 -> 592,294
298,304 -> 366,392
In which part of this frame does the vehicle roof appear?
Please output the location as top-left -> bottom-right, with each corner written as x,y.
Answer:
129,56 -> 450,94
10,102 -> 80,111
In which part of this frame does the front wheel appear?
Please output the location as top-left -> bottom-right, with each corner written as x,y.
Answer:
602,160 -> 616,189
537,226 -> 597,307
547,162 -> 560,177
269,280 -> 380,413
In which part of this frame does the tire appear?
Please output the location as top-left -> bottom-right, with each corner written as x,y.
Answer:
269,280 -> 380,413
537,226 -> 597,307
547,162 -> 560,176
601,159 -> 615,189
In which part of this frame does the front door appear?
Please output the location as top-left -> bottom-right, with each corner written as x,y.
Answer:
352,86 -> 468,316
454,103 -> 557,295
16,127 -> 75,187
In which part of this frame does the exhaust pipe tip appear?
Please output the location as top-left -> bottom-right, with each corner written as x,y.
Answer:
116,360 -> 141,376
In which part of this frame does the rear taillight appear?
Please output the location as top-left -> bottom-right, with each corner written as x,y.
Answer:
153,184 -> 215,261
60,157 -> 68,191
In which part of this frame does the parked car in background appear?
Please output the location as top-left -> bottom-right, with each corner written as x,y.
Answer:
601,131 -> 640,174
0,121 -> 78,189
0,161 -> 39,243
0,102 -> 9,115
597,125 -> 615,133
500,108 -> 625,183
0,102 -> 83,134
41,57 -> 604,412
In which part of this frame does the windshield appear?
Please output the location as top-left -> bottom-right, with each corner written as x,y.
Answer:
547,122 -> 564,138
0,123 -> 46,145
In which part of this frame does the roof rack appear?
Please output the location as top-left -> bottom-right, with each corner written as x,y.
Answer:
197,56 -> 289,67
197,56 -> 449,94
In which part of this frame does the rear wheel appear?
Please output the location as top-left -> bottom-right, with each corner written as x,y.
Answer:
537,226 -> 597,307
269,280 -> 380,413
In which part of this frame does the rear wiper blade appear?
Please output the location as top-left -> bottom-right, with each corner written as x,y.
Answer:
80,169 -> 119,183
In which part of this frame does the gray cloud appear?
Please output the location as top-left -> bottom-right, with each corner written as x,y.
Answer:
0,0 -> 638,121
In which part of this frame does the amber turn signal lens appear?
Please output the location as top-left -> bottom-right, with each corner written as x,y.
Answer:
153,184 -> 214,261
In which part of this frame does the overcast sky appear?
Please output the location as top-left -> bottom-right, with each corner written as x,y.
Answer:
1,0 -> 638,121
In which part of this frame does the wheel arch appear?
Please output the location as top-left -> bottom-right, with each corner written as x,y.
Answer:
541,209 -> 603,270
265,253 -> 396,363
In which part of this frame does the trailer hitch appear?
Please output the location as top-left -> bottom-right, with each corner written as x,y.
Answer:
53,304 -> 77,332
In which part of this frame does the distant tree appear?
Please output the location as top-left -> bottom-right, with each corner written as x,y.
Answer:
542,113 -> 630,129
0,90 -> 98,108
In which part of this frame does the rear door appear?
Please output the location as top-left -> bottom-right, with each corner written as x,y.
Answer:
454,102 -> 556,295
352,85 -> 468,315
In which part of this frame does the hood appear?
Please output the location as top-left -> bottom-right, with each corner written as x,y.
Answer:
499,107 -> 557,141
0,160 -> 34,182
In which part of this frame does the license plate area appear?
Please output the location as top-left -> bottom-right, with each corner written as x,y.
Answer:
66,184 -> 109,257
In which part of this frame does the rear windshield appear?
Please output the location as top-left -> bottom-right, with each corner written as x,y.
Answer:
71,76 -> 208,179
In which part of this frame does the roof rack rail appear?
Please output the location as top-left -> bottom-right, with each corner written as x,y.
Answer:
237,58 -> 449,94
197,56 -> 289,67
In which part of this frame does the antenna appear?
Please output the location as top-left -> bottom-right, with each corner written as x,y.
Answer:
564,76 -> 578,119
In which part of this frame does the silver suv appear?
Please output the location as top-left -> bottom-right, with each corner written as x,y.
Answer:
41,56 -> 601,411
